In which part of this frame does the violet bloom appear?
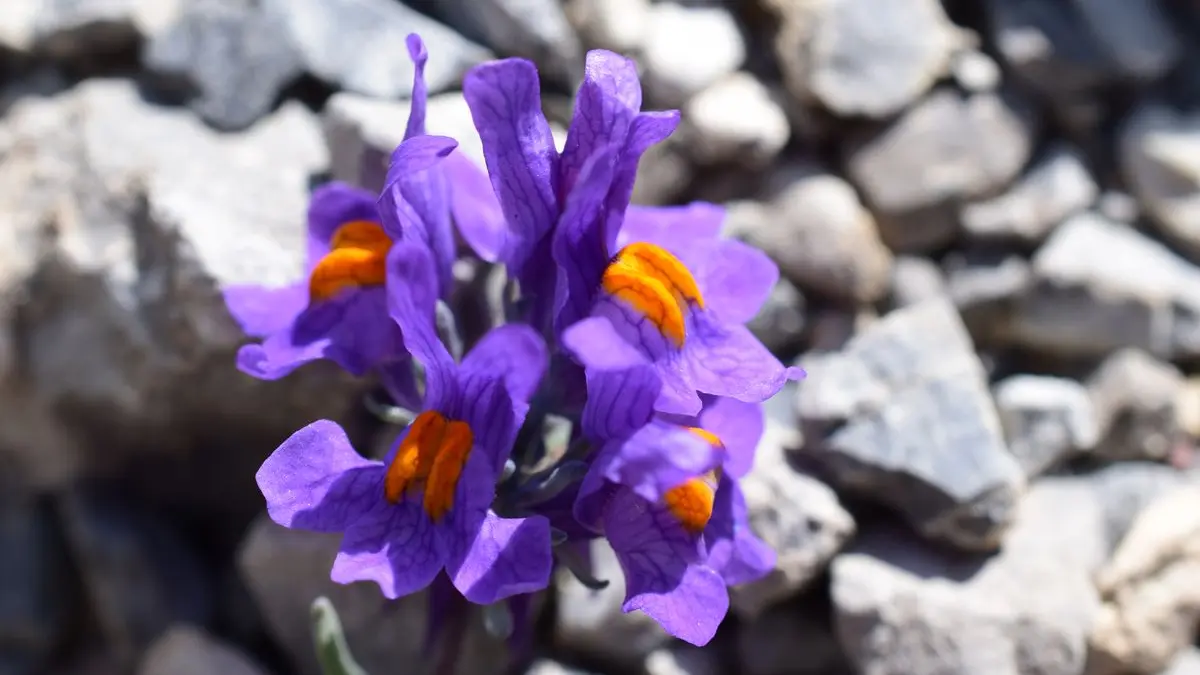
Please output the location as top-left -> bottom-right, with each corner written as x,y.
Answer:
224,34 -> 469,381
571,366 -> 775,645
255,238 -> 553,604
460,49 -> 677,331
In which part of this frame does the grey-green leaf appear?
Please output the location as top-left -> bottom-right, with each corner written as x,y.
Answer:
311,596 -> 369,675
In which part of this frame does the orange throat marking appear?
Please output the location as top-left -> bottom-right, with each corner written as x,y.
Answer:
599,242 -> 704,347
309,220 -> 392,302
663,427 -> 726,534
384,410 -> 474,522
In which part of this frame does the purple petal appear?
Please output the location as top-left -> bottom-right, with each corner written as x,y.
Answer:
562,316 -> 651,371
572,451 -> 616,532
256,420 -> 384,532
223,282 -> 307,338
463,58 -> 560,275
237,288 -> 399,379
378,136 -> 459,297
386,239 -> 457,409
616,202 -> 725,261
704,476 -> 774,587
446,511 -> 553,604
460,324 -> 548,405
404,33 -> 429,139
679,316 -> 803,404
601,111 -> 680,254
552,144 -> 620,334
308,183 -> 379,268
385,135 -> 459,193
604,422 -> 723,505
604,487 -> 728,646
581,365 -> 660,442
455,371 -> 520,477
443,151 -> 508,263
331,499 -> 445,600
697,397 -> 764,479
698,240 -> 778,325
559,50 -> 641,198
378,354 -> 422,412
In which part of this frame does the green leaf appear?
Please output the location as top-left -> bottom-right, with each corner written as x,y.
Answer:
311,596 -> 368,675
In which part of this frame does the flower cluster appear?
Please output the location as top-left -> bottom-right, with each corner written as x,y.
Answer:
225,34 -> 804,649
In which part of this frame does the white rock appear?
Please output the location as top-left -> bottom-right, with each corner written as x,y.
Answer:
640,3 -> 745,106
682,72 -> 790,167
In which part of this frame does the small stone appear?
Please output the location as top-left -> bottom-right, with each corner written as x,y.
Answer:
769,0 -> 962,118
264,0 -> 491,100
846,88 -> 1037,252
564,0 -> 649,52
736,601 -> 853,675
526,661 -> 599,675
1069,0 -> 1181,81
944,249 -> 1033,342
680,72 -> 790,167
1086,349 -> 1183,463
983,0 -> 1111,103
422,0 -> 581,83
630,138 -> 694,206
1161,649 -> 1200,675
962,144 -> 1098,244
889,256 -> 948,309
0,498 -> 73,675
993,374 -> 1100,477
725,165 -> 893,304
745,276 -> 807,359
1088,462 -> 1198,554
1012,213 -> 1200,360
1097,190 -> 1140,224
1178,378 -> 1200,439
832,477 -> 1106,675
143,0 -> 305,131
640,3 -> 745,106
0,0 -> 40,53
951,49 -> 1002,93
1119,103 -> 1200,261
33,0 -> 181,60
1087,486 -> 1200,675
138,626 -> 268,675
644,646 -> 720,675
796,299 -> 1025,550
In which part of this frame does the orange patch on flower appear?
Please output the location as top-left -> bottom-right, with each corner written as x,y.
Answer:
664,470 -> 720,534
686,426 -> 724,450
384,410 -> 474,522
309,220 -> 392,302
600,242 -> 704,347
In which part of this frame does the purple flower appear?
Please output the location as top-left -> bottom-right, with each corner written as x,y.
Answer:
461,49 -> 677,331
255,236 -> 553,604
569,366 -> 775,645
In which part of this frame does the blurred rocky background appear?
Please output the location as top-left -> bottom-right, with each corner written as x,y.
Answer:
2,0 -> 1200,674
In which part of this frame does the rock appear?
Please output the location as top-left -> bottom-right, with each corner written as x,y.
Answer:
845,88 -> 1037,252
796,299 -> 1025,550
1069,0 -> 1181,82
0,0 -> 40,53
1086,349 -> 1183,463
630,138 -> 694,206
420,0 -> 581,83
59,487 -> 212,666
138,626 -> 268,675
526,661 -> 599,675
564,0 -> 649,52
322,91 -> 486,194
832,477 -> 1106,675
1161,649 -> 1200,675
736,601 -> 853,675
731,380 -> 855,618
640,3 -> 745,107
767,0 -> 962,118
644,646 -> 721,675
746,277 -> 807,359
993,375 -> 1099,477
0,80 -> 362,491
1087,486 -> 1200,675
951,49 -> 1002,93
725,165 -> 893,304
0,497 -> 74,675
1119,103 -> 1200,262
1088,462 -> 1198,554
961,144 -> 1098,244
1097,190 -> 1141,224
889,256 -> 948,309
555,538 -> 670,666
805,308 -> 875,354
1011,212 -> 1200,360
680,72 -> 790,168
265,0 -> 491,100
943,249 -> 1032,342
238,516 -> 506,675
32,0 -> 180,61
1178,378 -> 1200,439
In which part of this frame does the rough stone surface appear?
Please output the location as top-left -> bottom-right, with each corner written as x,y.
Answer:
34,0 -> 181,60
994,374 -> 1099,477
640,3 -> 745,107
745,277 -> 807,359
564,0 -> 649,52
768,0 -> 963,118
889,256 -> 948,309
1087,486 -> 1200,675
1012,213 -> 1200,360
944,249 -> 1033,343
644,646 -> 721,675
1087,349 -> 1184,464
1161,649 -> 1200,675
1120,103 -> 1200,262
0,0 -> 40,53
737,601 -> 854,675
422,0 -> 581,83
0,497 -> 73,675
846,88 -> 1037,252
796,299 -> 1024,550
680,73 -> 790,168
137,626 -> 268,675
1070,0 -> 1181,82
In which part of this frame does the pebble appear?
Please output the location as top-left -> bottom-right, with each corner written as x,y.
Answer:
993,374 -> 1100,477
681,72 -> 790,168
640,3 -> 745,106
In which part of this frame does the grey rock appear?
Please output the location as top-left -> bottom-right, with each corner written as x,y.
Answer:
60,488 -> 212,666
1012,213 -> 1200,360
1070,0 -> 1181,81
137,626 -> 268,675
951,49 -> 1002,93
0,80 -> 362,490
640,3 -> 744,106
1119,103 -> 1200,262
737,602 -> 853,675
238,516 -> 507,675
143,0 -> 304,131
32,0 -> 180,60
805,308 -> 875,354
796,299 -> 1025,550
526,661 -> 599,675
1178,377 -> 1200,441
564,0 -> 649,52
1097,190 -> 1141,224
889,256 -> 948,309
1087,349 -> 1183,463
265,0 -> 490,100
962,144 -> 1098,244
680,72 -> 790,168
630,138 -> 693,206
983,0 -> 1111,103
725,166 -> 893,304
768,0 -> 963,118
1161,649 -> 1200,675
993,374 -> 1099,477
944,250 -> 1032,343
731,381 -> 856,617
644,646 -> 721,675
846,88 -> 1037,252
0,498 -> 73,675
1088,462 -> 1198,554
421,0 -> 581,83
832,477 -> 1106,675
746,277 -> 807,358
0,0 -> 40,53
